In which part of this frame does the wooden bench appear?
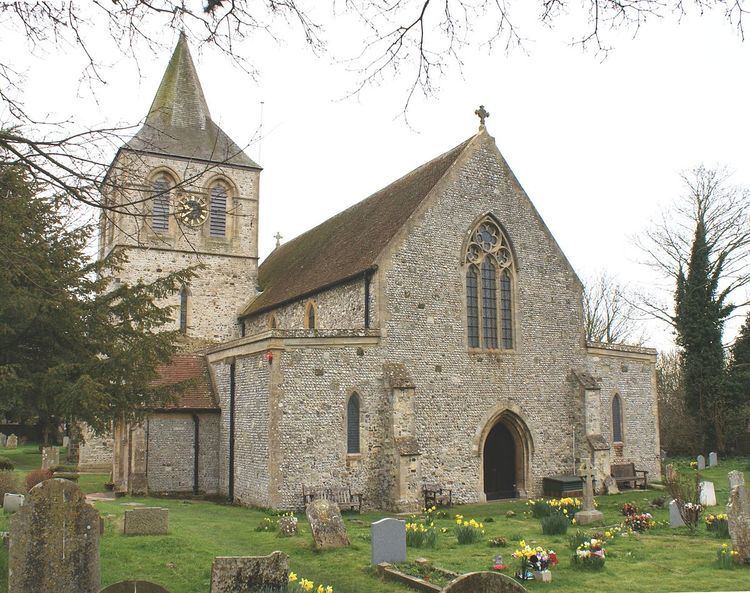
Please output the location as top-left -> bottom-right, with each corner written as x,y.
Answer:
611,463 -> 648,489
302,485 -> 363,513
423,484 -> 452,509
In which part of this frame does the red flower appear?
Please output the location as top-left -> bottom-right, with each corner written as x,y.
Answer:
549,552 -> 558,565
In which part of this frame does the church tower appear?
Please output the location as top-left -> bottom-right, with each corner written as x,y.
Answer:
99,33 -> 260,342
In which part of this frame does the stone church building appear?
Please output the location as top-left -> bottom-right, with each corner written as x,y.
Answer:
104,35 -> 661,510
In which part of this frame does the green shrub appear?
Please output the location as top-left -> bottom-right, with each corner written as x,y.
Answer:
541,514 -> 569,535
717,545 -> 739,569
568,530 -> 589,551
254,517 -> 276,532
406,522 -> 437,548
528,500 -> 552,518
0,457 -> 14,471
454,519 -> 484,544
0,470 -> 22,498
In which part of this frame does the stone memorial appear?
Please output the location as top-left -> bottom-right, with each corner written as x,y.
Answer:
6,434 -> 17,449
123,507 -> 169,535
708,451 -> 718,467
3,494 -> 24,514
603,475 -> 619,495
9,478 -> 100,593
41,446 -> 60,470
210,551 -> 288,593
574,460 -> 603,525
63,436 -> 70,448
100,582 -> 170,593
697,454 -> 705,470
729,470 -> 745,491
665,463 -> 677,483
727,483 -> 750,564
669,500 -> 685,528
305,498 -> 350,548
442,572 -> 528,593
371,518 -> 407,566
0,433 -> 6,447
699,481 -> 717,507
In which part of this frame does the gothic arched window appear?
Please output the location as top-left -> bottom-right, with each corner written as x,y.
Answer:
612,394 -> 624,443
305,301 -> 317,330
347,393 -> 361,454
209,182 -> 228,237
179,286 -> 188,334
465,217 -> 515,350
151,173 -> 172,233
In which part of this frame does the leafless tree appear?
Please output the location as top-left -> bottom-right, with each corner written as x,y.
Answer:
583,271 -> 648,345
656,350 -> 700,454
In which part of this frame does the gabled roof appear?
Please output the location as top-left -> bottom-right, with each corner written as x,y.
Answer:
125,33 -> 259,170
241,136 -> 473,317
151,354 -> 218,411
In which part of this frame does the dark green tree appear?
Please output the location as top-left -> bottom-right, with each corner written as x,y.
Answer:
0,164 -> 196,443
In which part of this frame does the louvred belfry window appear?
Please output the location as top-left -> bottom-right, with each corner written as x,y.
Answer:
151,174 -> 172,233
209,183 -> 227,237
465,217 -> 515,350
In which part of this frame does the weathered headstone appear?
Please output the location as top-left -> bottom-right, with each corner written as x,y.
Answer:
575,460 -> 603,525
305,498 -> 350,548
699,481 -> 717,507
0,433 -> 7,447
210,552 -> 288,593
3,494 -> 24,514
669,499 -> 685,528
665,463 -> 677,483
660,449 -> 668,462
727,483 -> 750,564
41,446 -> 60,470
62,436 -> 70,449
708,451 -> 718,467
123,507 -> 169,535
697,455 -> 706,470
99,582 -> 170,593
603,475 -> 619,495
371,518 -> 406,566
729,470 -> 746,490
442,572 -> 528,593
9,478 -> 100,593
6,434 -> 17,449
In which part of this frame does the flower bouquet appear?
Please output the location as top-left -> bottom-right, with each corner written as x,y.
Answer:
625,512 -> 654,533
572,538 -> 606,570
621,502 -> 638,516
512,540 -> 558,581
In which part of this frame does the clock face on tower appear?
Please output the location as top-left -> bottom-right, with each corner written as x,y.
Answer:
176,195 -> 208,227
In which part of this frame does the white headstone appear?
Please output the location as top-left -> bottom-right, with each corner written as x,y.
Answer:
62,436 -> 70,448
697,455 -> 706,470
708,452 -> 718,467
3,493 -> 24,514
669,499 -> 685,528
371,518 -> 407,566
699,481 -> 717,507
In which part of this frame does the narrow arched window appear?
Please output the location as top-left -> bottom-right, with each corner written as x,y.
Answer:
347,393 -> 361,454
305,301 -> 317,330
179,286 -> 188,334
612,394 -> 623,443
465,217 -> 515,350
151,174 -> 172,233
209,182 -> 227,237
268,314 -> 278,329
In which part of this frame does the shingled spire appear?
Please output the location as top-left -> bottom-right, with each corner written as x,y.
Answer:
125,33 -> 259,169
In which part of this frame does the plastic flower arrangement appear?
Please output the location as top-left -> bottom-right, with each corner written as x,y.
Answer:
705,514 -> 730,538
621,502 -> 638,516
492,554 -> 508,571
288,573 -> 334,593
682,502 -> 704,527
717,544 -> 740,569
454,515 -> 485,544
624,512 -> 654,533
512,540 -> 558,580
277,512 -> 299,537
572,538 -> 606,570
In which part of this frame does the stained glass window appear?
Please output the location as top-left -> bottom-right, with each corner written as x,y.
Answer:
466,267 -> 480,348
500,269 -> 513,349
481,258 -> 498,349
612,394 -> 623,443
347,393 -> 360,454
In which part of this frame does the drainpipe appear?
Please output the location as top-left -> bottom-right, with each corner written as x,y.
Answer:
228,360 -> 236,501
192,414 -> 200,496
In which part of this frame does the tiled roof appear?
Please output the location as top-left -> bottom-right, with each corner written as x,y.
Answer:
125,33 -> 259,170
151,354 -> 218,410
241,137 -> 473,316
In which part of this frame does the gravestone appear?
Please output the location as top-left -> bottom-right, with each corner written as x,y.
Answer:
665,463 -> 677,483
371,518 -> 406,566
9,478 -> 100,593
6,434 -> 17,449
669,499 -> 685,528
603,475 -> 619,495
727,483 -> 750,564
729,470 -> 745,491
442,572 -> 528,593
699,481 -> 717,507
3,494 -> 24,514
62,436 -> 70,449
574,460 -> 603,525
0,433 -> 6,447
697,455 -> 705,470
210,551 -> 288,593
41,446 -> 60,470
305,498 -> 350,548
123,507 -> 168,535
100,582 -> 170,593
708,452 -> 718,467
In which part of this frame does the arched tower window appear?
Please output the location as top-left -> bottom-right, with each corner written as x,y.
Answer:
612,394 -> 624,443
268,314 -> 278,329
151,173 -> 172,233
347,393 -> 361,454
465,217 -> 515,350
209,182 -> 228,237
305,301 -> 317,330
179,286 -> 188,334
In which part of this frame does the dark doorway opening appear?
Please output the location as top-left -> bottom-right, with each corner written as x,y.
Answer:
483,421 -> 517,500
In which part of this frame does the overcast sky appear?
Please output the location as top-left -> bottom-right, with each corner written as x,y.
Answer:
7,5 -> 750,351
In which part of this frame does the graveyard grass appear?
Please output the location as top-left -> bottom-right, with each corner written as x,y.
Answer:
0,448 -> 748,593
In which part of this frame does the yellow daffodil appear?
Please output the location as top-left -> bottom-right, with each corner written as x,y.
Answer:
289,572 -> 298,583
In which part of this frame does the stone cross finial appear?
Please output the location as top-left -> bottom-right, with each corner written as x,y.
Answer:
475,105 -> 490,128
578,459 -> 596,511
274,232 -> 282,248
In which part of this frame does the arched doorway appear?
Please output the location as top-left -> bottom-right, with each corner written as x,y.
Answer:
481,412 -> 530,500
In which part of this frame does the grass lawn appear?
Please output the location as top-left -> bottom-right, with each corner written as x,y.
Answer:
0,450 -> 747,592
